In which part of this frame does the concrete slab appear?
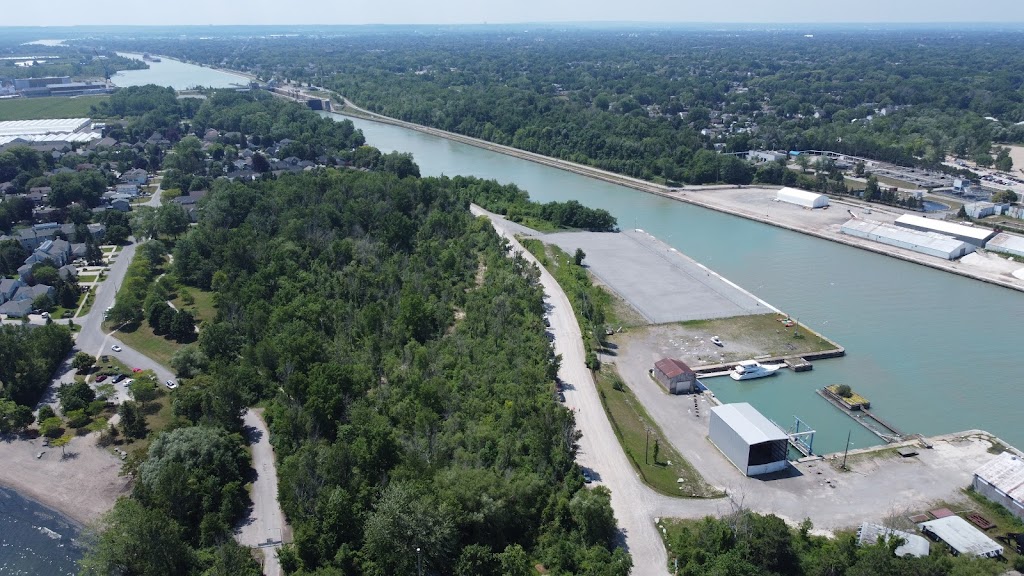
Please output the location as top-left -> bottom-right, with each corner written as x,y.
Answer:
544,229 -> 772,324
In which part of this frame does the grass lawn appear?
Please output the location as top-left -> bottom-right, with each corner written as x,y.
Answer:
119,390 -> 175,457
680,314 -> 838,359
595,368 -> 721,498
77,286 -> 97,318
962,488 -> 1024,563
172,286 -> 217,324
77,273 -> 99,283
0,95 -> 109,121
113,322 -> 184,370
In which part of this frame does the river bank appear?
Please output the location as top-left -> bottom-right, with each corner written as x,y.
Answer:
329,99 -> 1024,294
0,432 -> 129,526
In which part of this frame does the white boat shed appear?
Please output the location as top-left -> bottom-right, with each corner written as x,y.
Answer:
973,452 -> 1024,522
776,187 -> 829,209
709,403 -> 789,476
841,219 -> 974,260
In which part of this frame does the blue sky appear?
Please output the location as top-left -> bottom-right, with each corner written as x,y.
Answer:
7,0 -> 1024,26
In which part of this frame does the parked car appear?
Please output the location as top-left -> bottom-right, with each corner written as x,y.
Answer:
100,355 -> 109,363
95,374 -> 108,382
111,345 -> 122,352
132,367 -> 142,373
165,380 -> 178,390
112,374 -> 126,383
582,470 -> 593,484
558,392 -> 566,402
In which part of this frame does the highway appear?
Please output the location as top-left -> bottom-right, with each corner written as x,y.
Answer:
472,206 -> 724,576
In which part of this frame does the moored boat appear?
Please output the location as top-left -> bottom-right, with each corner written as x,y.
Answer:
729,360 -> 780,381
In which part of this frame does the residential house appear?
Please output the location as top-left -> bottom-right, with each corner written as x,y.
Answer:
11,283 -> 54,305
0,298 -> 32,318
58,264 -> 78,281
26,187 -> 50,205
115,184 -> 140,196
71,243 -> 87,260
0,277 -> 23,304
110,198 -> 131,212
170,189 -> 208,222
120,168 -> 148,185
17,263 -> 33,282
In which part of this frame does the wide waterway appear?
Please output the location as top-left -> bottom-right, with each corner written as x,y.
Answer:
80,56 -> 1024,453
332,112 -> 1024,455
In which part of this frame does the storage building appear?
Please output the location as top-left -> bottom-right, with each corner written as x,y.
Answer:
841,219 -> 974,260
972,452 -> 1024,522
652,358 -> 698,395
856,523 -> 930,557
985,233 -> 1024,259
895,214 -> 996,247
708,403 -> 789,476
917,516 -> 1003,558
776,187 -> 829,209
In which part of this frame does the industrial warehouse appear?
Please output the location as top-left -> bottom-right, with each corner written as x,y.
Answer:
894,214 -> 997,247
840,219 -> 975,260
0,118 -> 102,150
776,187 -> 829,209
972,452 -> 1024,522
708,403 -> 789,476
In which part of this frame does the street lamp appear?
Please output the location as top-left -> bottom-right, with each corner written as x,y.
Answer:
841,430 -> 852,470
645,427 -> 653,464
416,547 -> 422,576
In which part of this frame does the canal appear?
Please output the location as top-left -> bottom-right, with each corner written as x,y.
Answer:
333,113 -> 1024,455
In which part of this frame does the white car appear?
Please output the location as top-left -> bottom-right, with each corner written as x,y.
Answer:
111,345 -> 122,352
164,380 -> 178,390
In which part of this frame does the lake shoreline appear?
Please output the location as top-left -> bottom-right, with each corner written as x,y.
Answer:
0,432 -> 130,527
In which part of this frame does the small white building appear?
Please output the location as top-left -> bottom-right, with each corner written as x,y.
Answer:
918,516 -> 1003,558
776,187 -> 829,209
856,523 -> 930,557
895,214 -> 996,247
972,452 -> 1024,522
708,403 -> 789,477
985,233 -> 1024,259
841,219 -> 974,260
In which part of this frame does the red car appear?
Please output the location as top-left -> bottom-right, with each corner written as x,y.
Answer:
132,367 -> 142,373
95,374 -> 108,382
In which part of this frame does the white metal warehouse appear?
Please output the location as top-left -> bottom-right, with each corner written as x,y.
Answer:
841,219 -> 974,260
708,403 -> 789,476
985,233 -> 1024,259
973,452 -> 1024,522
776,187 -> 829,208
895,214 -> 996,247
918,516 -> 1003,558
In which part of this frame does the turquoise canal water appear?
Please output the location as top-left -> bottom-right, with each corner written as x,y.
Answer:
334,113 -> 1024,455
0,487 -> 81,575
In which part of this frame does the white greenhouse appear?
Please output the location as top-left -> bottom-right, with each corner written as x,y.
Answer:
776,187 -> 829,209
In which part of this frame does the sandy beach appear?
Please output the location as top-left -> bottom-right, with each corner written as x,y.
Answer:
0,432 -> 130,526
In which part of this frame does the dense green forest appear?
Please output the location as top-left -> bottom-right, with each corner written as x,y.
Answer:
0,38 -> 145,79
0,323 -> 73,409
76,87 -> 627,574
84,28 -> 1024,185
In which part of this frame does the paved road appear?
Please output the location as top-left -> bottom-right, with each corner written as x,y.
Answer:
472,206 -> 725,576
236,409 -> 287,576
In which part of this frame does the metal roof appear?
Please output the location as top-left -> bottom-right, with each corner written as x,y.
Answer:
857,523 -> 930,557
974,452 -> 1024,503
655,358 -> 693,379
710,403 -> 788,445
986,233 -> 1024,256
895,214 -> 995,241
0,118 -> 91,137
777,187 -> 827,202
918,516 -> 1003,558
841,219 -> 969,253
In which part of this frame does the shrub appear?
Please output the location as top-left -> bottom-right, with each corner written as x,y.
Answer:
836,384 -> 852,398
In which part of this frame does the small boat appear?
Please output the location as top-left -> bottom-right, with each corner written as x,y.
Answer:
711,336 -> 723,347
730,360 -> 781,381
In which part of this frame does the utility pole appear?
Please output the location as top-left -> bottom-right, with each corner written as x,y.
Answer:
841,430 -> 852,470
645,427 -> 652,464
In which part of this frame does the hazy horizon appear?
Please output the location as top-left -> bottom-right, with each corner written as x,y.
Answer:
5,0 -> 1024,27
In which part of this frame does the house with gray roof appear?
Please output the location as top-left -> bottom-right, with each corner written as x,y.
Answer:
0,298 -> 32,318
0,278 -> 23,304
11,283 -> 54,304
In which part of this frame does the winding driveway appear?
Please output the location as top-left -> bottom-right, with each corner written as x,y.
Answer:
472,206 -> 725,576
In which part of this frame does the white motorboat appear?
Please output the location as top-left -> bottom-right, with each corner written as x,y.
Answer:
729,360 -> 780,381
